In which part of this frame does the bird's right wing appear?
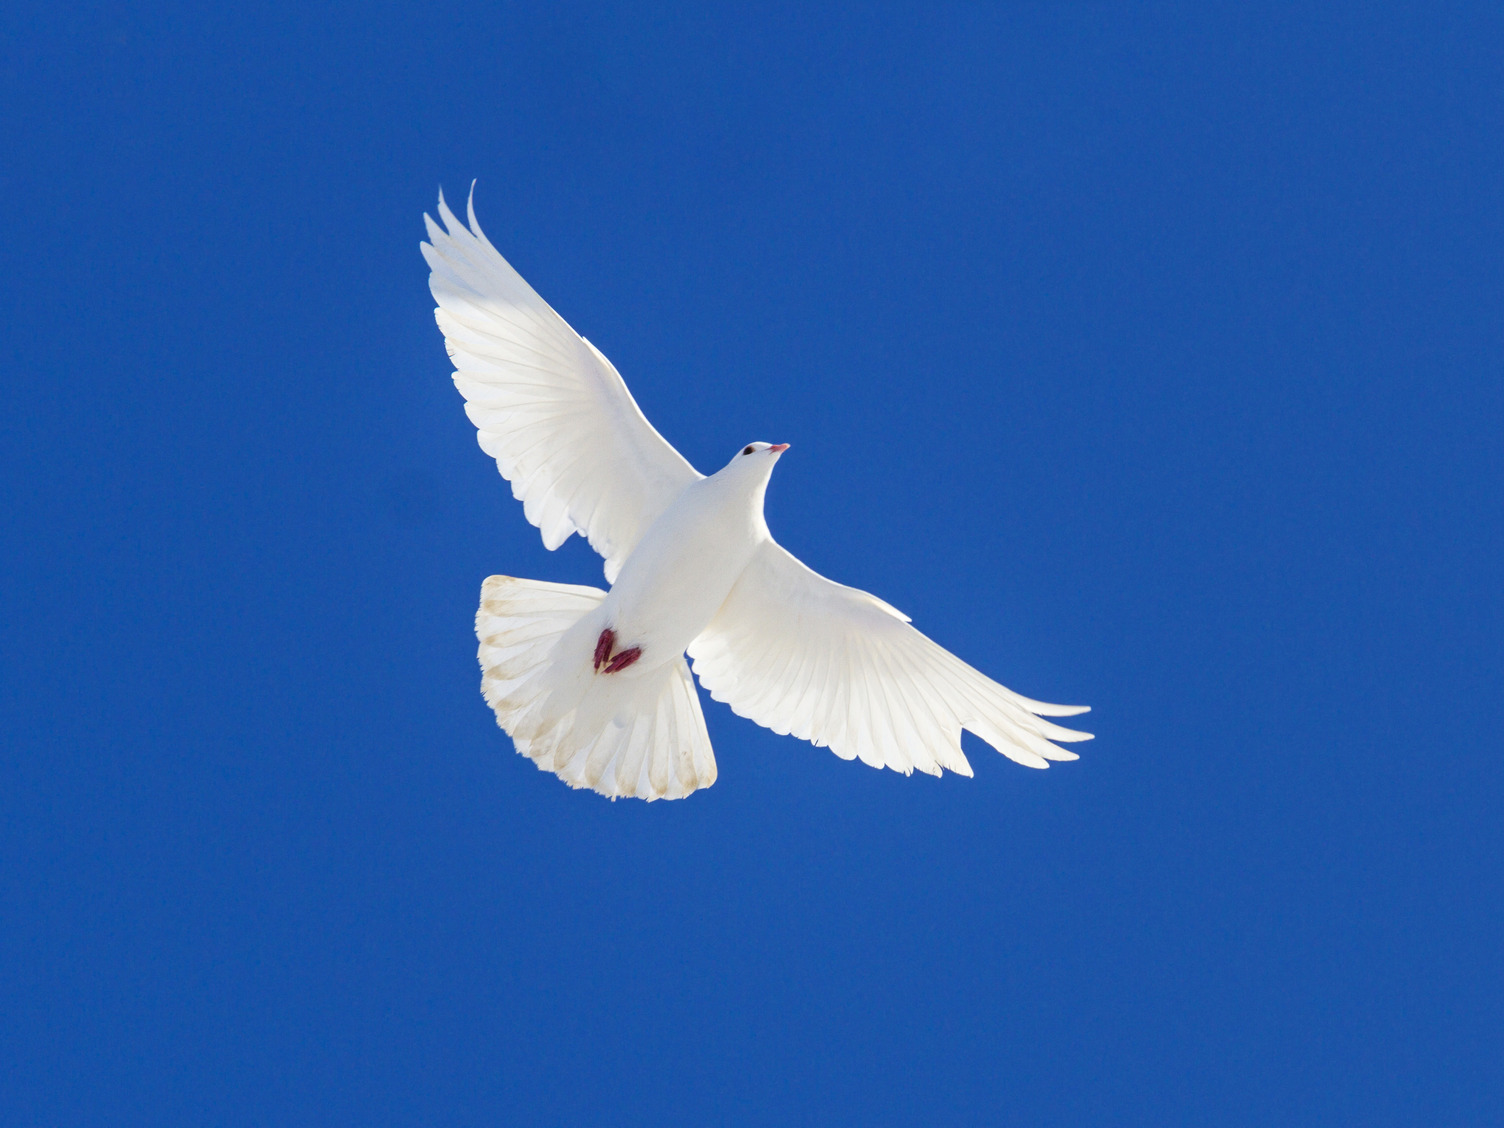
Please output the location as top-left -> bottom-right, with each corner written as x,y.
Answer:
688,541 -> 1091,776
423,190 -> 703,582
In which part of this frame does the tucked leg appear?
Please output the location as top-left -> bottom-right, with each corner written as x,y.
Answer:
602,647 -> 642,674
593,628 -> 615,672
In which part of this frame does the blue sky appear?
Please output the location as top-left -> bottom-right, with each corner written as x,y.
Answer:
3,3 -> 1501,1124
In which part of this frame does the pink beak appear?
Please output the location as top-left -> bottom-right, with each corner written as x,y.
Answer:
769,443 -> 790,453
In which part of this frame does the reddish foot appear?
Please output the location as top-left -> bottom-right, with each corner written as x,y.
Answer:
593,628 -> 641,674
593,628 -> 616,672
602,647 -> 642,674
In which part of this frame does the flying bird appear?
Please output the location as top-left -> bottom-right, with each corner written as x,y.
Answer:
422,190 -> 1091,800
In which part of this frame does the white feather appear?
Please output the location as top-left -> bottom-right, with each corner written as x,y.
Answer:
424,190 -> 701,580
689,542 -> 1091,777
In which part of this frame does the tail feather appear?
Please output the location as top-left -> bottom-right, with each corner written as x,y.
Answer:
476,575 -> 717,800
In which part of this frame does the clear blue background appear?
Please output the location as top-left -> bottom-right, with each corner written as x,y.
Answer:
3,4 -> 1501,1124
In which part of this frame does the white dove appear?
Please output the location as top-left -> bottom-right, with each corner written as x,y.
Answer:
423,190 -> 1091,800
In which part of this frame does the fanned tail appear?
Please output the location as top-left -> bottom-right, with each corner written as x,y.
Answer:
476,576 -> 717,800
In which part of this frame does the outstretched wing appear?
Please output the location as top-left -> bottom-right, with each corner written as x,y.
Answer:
688,541 -> 1091,775
423,190 -> 702,582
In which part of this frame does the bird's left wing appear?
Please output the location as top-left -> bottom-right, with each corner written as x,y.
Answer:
688,541 -> 1091,775
423,190 -> 702,582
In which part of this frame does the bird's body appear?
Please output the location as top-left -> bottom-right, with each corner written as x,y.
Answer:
424,189 -> 1091,800
599,451 -> 774,677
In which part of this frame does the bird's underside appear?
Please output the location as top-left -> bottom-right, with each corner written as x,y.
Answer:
425,188 -> 1092,800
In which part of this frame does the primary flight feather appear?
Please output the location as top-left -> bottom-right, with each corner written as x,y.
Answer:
423,189 -> 1091,800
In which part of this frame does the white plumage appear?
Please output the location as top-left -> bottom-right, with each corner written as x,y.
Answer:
424,189 -> 1091,800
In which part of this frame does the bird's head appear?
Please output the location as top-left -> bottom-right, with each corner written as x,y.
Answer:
720,441 -> 790,474
711,442 -> 790,509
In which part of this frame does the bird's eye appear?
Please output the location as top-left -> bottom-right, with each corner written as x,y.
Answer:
741,445 -> 755,456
